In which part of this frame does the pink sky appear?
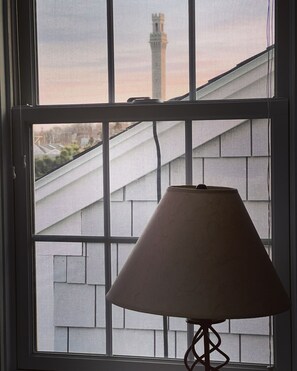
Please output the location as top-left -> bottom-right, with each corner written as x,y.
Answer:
37,0 -> 273,104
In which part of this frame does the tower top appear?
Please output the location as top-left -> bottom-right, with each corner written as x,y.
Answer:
152,13 -> 165,21
151,13 -> 166,34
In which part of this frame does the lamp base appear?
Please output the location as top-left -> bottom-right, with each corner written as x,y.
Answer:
184,319 -> 229,371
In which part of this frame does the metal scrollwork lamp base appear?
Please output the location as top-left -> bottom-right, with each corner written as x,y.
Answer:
184,319 -> 229,371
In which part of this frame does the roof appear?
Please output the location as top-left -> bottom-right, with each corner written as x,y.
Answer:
171,46 -> 274,101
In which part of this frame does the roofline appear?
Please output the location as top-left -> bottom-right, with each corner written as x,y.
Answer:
36,45 -> 274,180
170,45 -> 275,102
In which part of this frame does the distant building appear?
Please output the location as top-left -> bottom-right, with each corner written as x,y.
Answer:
150,13 -> 167,100
34,143 -> 63,158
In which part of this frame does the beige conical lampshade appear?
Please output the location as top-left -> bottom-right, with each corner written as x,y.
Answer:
107,186 -> 290,320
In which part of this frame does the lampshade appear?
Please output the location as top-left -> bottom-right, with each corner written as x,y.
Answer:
107,185 -> 289,321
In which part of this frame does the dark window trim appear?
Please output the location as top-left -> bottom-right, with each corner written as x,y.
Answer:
2,0 -> 293,370
11,98 -> 288,123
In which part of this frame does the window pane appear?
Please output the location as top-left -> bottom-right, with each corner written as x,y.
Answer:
114,0 -> 188,102
195,0 -> 275,99
193,118 -> 271,239
192,118 -> 273,365
109,120 -> 185,237
112,243 -> 167,357
36,0 -> 108,104
35,242 -> 106,354
33,123 -> 104,236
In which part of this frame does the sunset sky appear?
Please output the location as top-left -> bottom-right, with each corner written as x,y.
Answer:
36,0 -> 273,104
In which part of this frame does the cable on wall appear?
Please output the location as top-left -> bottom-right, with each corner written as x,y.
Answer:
153,121 -> 162,203
152,120 -> 169,357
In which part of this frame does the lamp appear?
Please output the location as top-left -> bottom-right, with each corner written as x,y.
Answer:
107,185 -> 290,370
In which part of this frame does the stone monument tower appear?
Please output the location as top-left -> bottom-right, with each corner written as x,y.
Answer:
149,13 -> 167,100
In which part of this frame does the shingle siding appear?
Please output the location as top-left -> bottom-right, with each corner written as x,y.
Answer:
112,329 -> 155,357
45,118 -> 272,363
86,243 -> 105,285
54,283 -> 95,328
69,328 -> 106,354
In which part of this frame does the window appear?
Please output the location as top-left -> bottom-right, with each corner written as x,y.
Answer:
3,0 -> 293,371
